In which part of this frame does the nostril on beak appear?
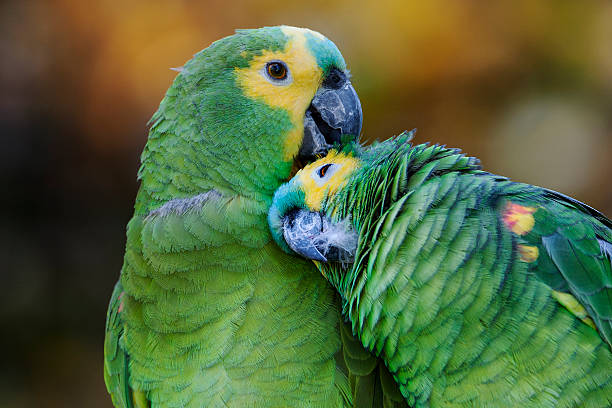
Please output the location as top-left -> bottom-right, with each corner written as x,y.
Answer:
323,68 -> 346,90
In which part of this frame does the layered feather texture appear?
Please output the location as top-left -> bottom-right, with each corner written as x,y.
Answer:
104,26 -> 357,408
283,132 -> 612,407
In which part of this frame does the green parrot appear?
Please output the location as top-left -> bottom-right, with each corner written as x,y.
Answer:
103,26 -> 376,408
269,131 -> 612,407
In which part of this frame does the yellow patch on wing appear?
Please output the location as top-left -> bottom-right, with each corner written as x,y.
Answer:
296,151 -> 360,211
235,26 -> 325,161
132,390 -> 148,408
552,290 -> 596,329
502,202 -> 537,235
517,244 -> 539,263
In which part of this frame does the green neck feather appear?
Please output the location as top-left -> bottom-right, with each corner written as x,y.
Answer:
321,132 -> 484,316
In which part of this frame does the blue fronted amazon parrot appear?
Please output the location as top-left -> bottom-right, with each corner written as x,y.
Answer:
269,131 -> 612,407
103,26 -> 402,408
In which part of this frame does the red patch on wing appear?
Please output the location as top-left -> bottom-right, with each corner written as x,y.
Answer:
502,202 -> 536,235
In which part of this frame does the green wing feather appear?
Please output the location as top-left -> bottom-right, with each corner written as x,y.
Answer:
512,189 -> 612,346
104,281 -> 135,408
310,133 -> 612,406
340,320 -> 408,408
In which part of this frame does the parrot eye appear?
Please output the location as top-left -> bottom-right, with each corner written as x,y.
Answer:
312,163 -> 339,186
266,61 -> 289,81
318,163 -> 333,178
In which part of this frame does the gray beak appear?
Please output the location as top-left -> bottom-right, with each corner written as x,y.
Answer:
283,209 -> 329,262
282,209 -> 358,263
299,68 -> 363,160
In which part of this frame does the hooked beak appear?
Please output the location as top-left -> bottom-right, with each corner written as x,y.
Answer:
298,68 -> 362,160
282,208 -> 358,263
283,209 -> 329,261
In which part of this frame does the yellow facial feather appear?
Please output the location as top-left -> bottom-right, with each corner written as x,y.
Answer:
295,151 -> 360,211
235,26 -> 325,161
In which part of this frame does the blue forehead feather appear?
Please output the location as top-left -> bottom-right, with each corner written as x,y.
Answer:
305,32 -> 347,73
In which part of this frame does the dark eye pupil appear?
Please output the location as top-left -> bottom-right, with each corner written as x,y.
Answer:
267,62 -> 286,79
318,164 -> 333,178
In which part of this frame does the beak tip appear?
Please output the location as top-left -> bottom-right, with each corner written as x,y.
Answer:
311,249 -> 328,263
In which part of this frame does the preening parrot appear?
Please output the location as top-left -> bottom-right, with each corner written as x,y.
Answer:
103,25 -> 398,408
269,131 -> 612,407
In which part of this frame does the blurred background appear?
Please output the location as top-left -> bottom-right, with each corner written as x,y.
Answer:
1,0 -> 611,406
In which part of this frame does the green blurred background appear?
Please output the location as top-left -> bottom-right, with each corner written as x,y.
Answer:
1,1 -> 610,406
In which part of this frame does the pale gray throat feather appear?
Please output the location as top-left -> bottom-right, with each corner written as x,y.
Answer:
145,190 -> 223,219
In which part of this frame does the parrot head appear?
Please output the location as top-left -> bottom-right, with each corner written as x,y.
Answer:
268,131 -> 420,266
268,149 -> 362,264
137,26 -> 362,211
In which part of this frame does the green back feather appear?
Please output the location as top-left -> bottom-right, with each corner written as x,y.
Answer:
312,132 -> 612,407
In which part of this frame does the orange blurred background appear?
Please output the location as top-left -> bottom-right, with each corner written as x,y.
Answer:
1,1 -> 611,406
